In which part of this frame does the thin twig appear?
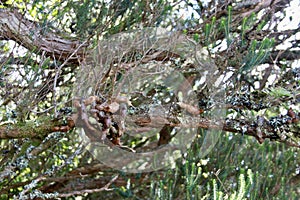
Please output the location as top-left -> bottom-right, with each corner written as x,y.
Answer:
53,40 -> 88,117
57,174 -> 119,197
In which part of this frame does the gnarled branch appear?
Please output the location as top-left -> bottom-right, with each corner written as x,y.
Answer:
0,9 -> 88,65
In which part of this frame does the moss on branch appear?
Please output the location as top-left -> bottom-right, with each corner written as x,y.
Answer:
0,117 -> 61,139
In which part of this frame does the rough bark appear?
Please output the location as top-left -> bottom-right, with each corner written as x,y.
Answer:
0,9 -> 88,65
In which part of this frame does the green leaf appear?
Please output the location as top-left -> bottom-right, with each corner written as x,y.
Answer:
269,87 -> 292,98
193,33 -> 200,43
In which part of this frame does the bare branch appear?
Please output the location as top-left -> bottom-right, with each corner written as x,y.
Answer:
56,175 -> 119,197
0,9 -> 88,65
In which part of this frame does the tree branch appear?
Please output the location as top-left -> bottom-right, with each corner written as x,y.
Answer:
56,175 -> 119,198
0,9 -> 88,65
268,50 -> 300,63
0,117 -> 60,139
